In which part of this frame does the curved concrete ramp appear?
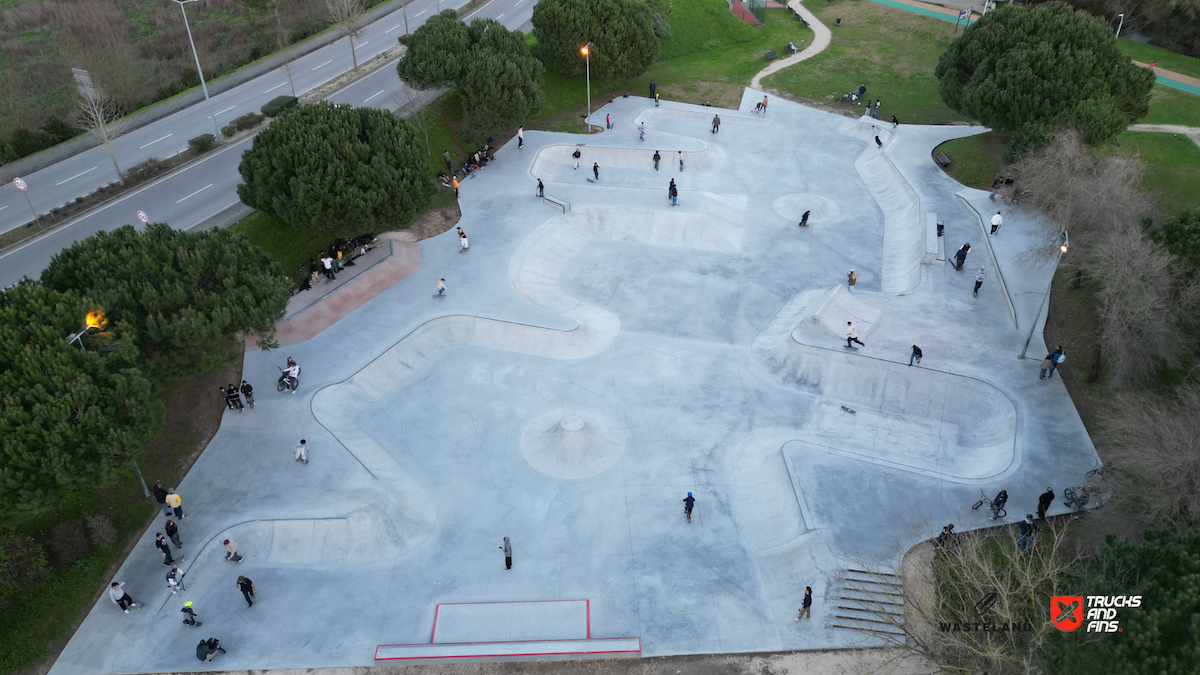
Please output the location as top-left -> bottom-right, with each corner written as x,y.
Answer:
794,285 -> 881,341
212,509 -> 423,564
730,428 -> 814,551
841,118 -> 923,294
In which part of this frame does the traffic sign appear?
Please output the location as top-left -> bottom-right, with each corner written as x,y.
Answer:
136,210 -> 149,224
13,178 -> 26,191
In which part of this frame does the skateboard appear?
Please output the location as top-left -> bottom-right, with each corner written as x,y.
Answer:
841,406 -> 857,414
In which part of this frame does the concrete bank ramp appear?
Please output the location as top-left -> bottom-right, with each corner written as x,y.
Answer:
752,291 -> 1017,479
529,143 -> 724,189
793,285 -> 881,341
213,508 -> 421,564
840,117 -> 923,294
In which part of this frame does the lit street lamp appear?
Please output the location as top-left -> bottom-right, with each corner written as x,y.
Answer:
581,42 -> 594,132
1020,230 -> 1068,359
173,0 -> 223,140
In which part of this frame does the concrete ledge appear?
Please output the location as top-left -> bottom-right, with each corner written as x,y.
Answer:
957,192 -> 1017,328
542,195 -> 569,212
374,637 -> 642,662
922,212 -> 942,265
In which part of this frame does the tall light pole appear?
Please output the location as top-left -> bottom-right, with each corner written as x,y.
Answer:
1020,231 -> 1069,359
1115,13 -> 1125,37
173,0 -> 222,139
581,43 -> 593,132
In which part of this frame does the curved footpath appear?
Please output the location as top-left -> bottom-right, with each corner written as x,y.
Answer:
750,0 -> 832,90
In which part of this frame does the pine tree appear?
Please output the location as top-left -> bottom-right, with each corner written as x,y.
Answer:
0,284 -> 162,522
531,0 -> 658,81
41,224 -> 291,375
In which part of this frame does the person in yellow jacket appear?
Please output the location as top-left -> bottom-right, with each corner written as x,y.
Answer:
166,489 -> 183,519
452,176 -> 459,198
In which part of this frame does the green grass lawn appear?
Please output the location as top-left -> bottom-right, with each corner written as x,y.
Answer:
763,0 -> 968,124
1119,38 -> 1200,79
934,132 -> 1010,190
1110,131 -> 1200,216
1142,84 -> 1200,127
230,212 -> 328,283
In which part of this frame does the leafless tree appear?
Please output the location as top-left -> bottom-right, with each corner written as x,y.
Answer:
841,521 -> 1078,675
274,2 -> 297,97
326,0 -> 366,70
391,84 -> 435,156
72,84 -> 125,186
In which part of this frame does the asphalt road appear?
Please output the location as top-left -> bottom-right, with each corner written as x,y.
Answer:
0,0 -> 535,287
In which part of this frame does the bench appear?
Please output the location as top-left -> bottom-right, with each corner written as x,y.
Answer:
935,153 -> 951,167
542,195 -> 570,213
764,50 -> 777,60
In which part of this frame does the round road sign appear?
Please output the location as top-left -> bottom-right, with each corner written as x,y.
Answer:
13,178 -> 27,191
136,210 -> 149,224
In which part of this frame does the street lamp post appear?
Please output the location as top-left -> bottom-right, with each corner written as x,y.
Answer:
1115,13 -> 1125,37
173,0 -> 222,139
1019,231 -> 1069,359
581,43 -> 593,132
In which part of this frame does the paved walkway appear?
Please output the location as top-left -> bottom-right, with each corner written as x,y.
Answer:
750,1 -> 832,89
1128,123 -> 1200,149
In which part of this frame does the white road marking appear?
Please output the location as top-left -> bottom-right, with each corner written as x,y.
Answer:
0,205 -> 8,212
139,133 -> 173,149
363,90 -> 385,103
210,105 -> 236,117
55,166 -> 97,186
265,82 -> 288,93
358,41 -> 369,48
176,183 -> 213,204
497,12 -> 504,18
415,9 -> 427,16
516,0 -> 524,4
313,60 -> 333,70
386,24 -> 401,33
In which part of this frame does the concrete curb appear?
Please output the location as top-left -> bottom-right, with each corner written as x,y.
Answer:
956,191 -> 1018,329
0,0 -> 418,183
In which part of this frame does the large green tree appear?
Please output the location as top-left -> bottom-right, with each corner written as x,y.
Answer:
1152,208 -> 1200,267
935,2 -> 1154,159
237,101 -> 434,236
41,224 -> 291,375
0,284 -> 162,522
532,0 -> 658,80
398,17 -> 544,138
1043,529 -> 1200,675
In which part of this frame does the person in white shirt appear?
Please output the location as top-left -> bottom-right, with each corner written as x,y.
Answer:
974,267 -> 986,297
990,211 -> 1003,236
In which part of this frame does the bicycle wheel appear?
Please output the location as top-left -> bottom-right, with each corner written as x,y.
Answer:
972,499 -> 985,511
995,507 -> 1006,518
277,380 -> 286,392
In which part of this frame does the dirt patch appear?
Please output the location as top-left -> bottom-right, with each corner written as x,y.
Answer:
390,204 -> 462,243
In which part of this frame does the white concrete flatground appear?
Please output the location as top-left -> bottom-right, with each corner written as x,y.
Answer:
51,92 -> 1098,674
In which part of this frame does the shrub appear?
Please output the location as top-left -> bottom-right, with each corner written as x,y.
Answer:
0,532 -> 51,599
261,95 -> 298,118
47,520 -> 89,571
188,134 -> 216,154
232,112 -> 265,131
222,123 -> 238,138
84,515 -> 117,547
1152,208 -> 1200,267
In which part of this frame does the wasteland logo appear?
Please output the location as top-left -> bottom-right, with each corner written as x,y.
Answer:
938,592 -> 1034,633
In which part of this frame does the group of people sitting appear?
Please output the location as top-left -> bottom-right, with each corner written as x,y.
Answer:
292,235 -> 378,295
439,139 -> 498,185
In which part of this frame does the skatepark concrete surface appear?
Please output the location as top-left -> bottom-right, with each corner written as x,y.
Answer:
52,92 -> 1097,674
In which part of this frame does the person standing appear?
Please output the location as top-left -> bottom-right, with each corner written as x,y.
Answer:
165,519 -> 182,548
989,176 -> 1003,200
240,380 -> 254,408
1039,355 -> 1053,379
593,162 -> 599,181
155,533 -> 178,566
1017,515 -> 1039,552
667,178 -> 675,204
226,384 -> 243,413
990,211 -> 1003,235
605,113 -> 611,129
909,345 -> 922,366
990,490 -> 1008,520
236,576 -> 257,608
846,268 -> 857,293
437,279 -> 447,297
874,100 -> 881,118
796,587 -> 813,621
166,488 -> 184,519
760,95 -> 768,113
649,80 -> 656,97
294,439 -> 308,464
653,151 -> 661,171
153,481 -> 171,517
218,385 -> 230,411
799,210 -> 810,227
322,253 -> 336,281
197,638 -> 226,662
536,179 -> 544,198
846,322 -> 865,348
669,182 -> 678,207
443,150 -> 452,171
109,581 -> 137,613
167,566 -> 186,594
517,125 -> 524,149
638,123 -> 645,142
457,227 -> 469,252
974,266 -> 986,297
953,243 -> 970,271
451,176 -> 459,198
224,539 -> 244,562
572,148 -> 581,169
712,115 -> 720,133
500,536 -> 513,570
678,151 -> 684,172
654,92 -> 660,107
1037,487 -> 1055,519
1047,347 -> 1065,378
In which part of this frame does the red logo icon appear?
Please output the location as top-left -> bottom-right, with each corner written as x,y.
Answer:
1051,596 -> 1084,632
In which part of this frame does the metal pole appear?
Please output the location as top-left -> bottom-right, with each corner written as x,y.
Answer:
132,459 -> 150,498
1116,13 -> 1124,37
23,191 -> 40,227
177,1 -> 222,139
1019,233 -> 1066,359
403,0 -> 410,36
585,50 -> 592,132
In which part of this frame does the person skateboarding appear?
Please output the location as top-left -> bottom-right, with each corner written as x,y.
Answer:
683,492 -> 695,522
